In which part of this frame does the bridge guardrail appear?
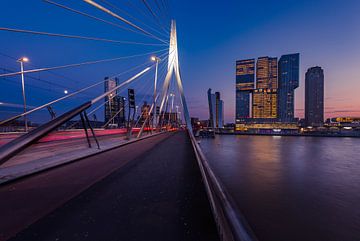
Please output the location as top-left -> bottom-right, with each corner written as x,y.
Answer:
0,102 -> 92,165
188,131 -> 258,241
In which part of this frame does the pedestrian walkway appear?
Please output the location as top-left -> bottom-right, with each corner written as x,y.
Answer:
1,131 -> 219,241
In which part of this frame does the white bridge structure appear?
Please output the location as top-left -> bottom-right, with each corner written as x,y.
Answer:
0,2 -> 256,241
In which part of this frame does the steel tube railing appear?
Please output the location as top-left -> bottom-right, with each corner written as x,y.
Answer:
188,131 -> 258,241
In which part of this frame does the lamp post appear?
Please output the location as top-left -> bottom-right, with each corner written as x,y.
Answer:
17,57 -> 29,132
176,105 -> 179,125
151,56 -> 160,127
170,93 -> 175,113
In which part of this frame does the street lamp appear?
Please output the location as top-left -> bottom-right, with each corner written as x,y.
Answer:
64,90 -> 68,95
151,55 -> 161,127
175,105 -> 179,124
17,57 -> 29,132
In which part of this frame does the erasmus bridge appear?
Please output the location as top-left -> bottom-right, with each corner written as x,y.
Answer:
0,1 -> 256,241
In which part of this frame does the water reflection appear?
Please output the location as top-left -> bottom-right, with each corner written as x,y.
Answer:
200,135 -> 360,241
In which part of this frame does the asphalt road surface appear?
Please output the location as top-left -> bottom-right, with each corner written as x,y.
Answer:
1,131 -> 218,241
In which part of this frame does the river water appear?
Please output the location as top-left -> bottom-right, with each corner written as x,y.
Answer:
200,135 -> 360,241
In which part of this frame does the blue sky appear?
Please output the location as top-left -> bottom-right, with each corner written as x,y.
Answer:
1,0 -> 360,123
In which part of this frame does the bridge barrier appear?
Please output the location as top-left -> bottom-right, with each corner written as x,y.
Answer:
0,102 -> 92,165
188,131 -> 258,241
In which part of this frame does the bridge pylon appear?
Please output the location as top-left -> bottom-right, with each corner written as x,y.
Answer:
158,20 -> 192,133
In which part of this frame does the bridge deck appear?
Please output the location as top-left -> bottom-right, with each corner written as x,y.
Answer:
1,131 -> 219,241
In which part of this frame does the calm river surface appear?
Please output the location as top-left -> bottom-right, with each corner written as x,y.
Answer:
200,135 -> 360,241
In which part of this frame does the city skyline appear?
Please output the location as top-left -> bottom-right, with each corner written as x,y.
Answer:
236,54 -> 300,124
0,1 -> 360,123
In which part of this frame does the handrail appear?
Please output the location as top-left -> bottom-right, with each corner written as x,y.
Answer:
188,131 -> 258,241
0,102 -> 91,165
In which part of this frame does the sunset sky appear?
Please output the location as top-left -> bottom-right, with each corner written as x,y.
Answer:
0,0 -> 359,123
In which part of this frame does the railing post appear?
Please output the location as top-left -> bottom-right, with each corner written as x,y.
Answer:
80,112 -> 91,148
84,111 -> 100,149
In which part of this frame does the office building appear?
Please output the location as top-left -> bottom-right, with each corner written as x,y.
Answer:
236,59 -> 255,122
208,89 -> 224,128
104,77 -> 126,127
256,57 -> 278,89
305,67 -> 324,127
252,88 -> 278,119
278,53 -> 300,122
252,57 -> 278,119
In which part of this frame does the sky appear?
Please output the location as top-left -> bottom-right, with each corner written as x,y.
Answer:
0,0 -> 360,123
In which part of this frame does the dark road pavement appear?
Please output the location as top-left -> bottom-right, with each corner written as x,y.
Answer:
1,131 -> 218,241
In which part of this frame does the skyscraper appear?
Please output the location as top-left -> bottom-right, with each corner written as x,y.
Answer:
278,53 -> 300,122
104,77 -> 125,127
256,57 -> 278,89
252,89 -> 278,119
252,57 -> 278,119
215,92 -> 224,128
305,67 -> 324,127
208,89 -> 224,128
236,59 -> 255,122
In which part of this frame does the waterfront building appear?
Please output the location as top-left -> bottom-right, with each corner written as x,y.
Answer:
104,77 -> 125,127
252,88 -> 278,119
305,67 -> 324,127
256,57 -> 278,89
235,59 -> 255,122
252,57 -> 278,119
208,89 -> 224,128
278,53 -> 300,122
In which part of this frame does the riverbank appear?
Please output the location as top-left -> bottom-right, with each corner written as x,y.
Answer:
217,130 -> 360,138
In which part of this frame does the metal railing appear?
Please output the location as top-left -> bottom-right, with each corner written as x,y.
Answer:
0,102 -> 92,165
188,131 -> 258,241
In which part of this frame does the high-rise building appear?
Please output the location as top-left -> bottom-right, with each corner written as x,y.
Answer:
278,53 -> 300,122
140,101 -> 151,124
305,67 -> 324,127
236,59 -> 255,122
252,89 -> 278,118
252,57 -> 278,119
104,77 -> 126,127
256,57 -> 278,89
208,89 -> 224,128
215,92 -> 224,128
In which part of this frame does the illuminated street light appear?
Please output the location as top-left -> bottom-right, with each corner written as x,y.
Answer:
150,56 -> 160,62
17,56 -> 29,132
64,90 -> 68,94
18,57 -> 29,63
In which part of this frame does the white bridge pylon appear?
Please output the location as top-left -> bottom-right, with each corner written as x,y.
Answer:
158,20 -> 192,133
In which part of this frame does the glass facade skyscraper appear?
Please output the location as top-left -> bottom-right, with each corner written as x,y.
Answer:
305,67 -> 324,127
208,89 -> 224,128
256,57 -> 278,89
236,59 -> 255,122
253,57 -> 278,119
252,89 -> 278,119
278,53 -> 300,122
104,77 -> 125,127
235,54 -> 300,125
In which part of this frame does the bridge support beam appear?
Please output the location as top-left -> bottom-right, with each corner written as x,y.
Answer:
159,20 -> 192,133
